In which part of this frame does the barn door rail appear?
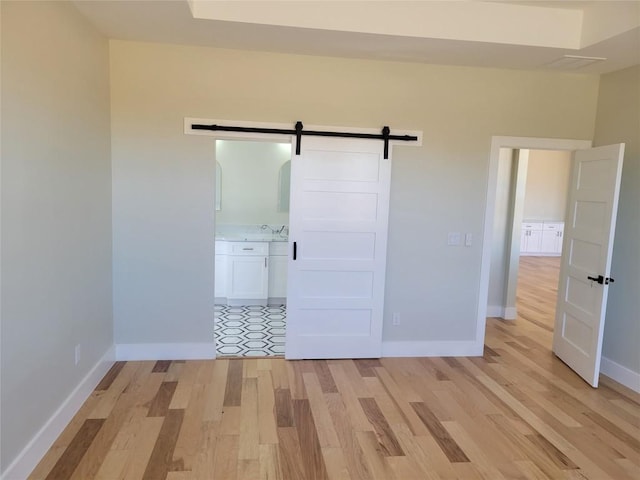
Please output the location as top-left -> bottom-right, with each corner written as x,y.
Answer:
191,121 -> 418,159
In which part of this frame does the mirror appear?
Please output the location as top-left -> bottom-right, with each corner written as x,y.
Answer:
214,140 -> 290,225
278,161 -> 291,212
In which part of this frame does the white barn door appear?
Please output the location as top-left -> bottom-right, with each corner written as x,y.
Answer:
285,136 -> 391,359
553,144 -> 625,387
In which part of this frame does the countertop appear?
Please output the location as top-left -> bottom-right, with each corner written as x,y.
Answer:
215,235 -> 288,242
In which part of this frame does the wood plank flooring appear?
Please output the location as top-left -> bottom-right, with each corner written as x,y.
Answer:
29,258 -> 639,479
516,256 -> 561,332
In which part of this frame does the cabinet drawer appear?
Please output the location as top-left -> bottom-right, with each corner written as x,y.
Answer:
269,242 -> 289,256
229,242 -> 269,256
522,222 -> 543,230
543,222 -> 563,231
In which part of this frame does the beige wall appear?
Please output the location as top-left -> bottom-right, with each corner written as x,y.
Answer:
1,1 -> 112,470
523,149 -> 572,221
594,65 -> 640,376
110,39 -> 599,346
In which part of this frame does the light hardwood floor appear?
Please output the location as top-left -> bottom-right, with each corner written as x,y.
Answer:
29,258 -> 639,479
517,256 -> 561,332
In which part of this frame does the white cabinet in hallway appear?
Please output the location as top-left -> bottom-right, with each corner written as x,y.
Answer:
540,222 -> 564,255
520,221 -> 564,256
520,222 -> 543,254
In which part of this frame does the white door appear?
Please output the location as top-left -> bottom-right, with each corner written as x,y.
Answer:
553,144 -> 625,387
285,136 -> 391,359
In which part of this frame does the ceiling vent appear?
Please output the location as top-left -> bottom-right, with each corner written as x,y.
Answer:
544,55 -> 607,70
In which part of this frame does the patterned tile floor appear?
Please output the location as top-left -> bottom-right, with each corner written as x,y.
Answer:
214,304 -> 286,356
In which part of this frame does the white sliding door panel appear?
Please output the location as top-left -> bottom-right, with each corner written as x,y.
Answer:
553,144 -> 625,387
286,137 -> 391,359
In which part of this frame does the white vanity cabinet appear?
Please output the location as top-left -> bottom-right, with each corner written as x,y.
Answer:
268,242 -> 289,300
214,240 -> 289,303
214,241 -> 228,299
226,242 -> 269,305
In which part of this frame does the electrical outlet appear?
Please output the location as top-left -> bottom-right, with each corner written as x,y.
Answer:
75,344 -> 81,366
447,232 -> 461,246
392,312 -> 401,326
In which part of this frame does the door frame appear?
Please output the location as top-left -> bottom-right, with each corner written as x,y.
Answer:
476,136 -> 592,347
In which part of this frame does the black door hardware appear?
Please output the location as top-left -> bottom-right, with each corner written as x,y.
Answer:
191,121 -> 418,159
587,275 -> 615,285
293,242 -> 297,261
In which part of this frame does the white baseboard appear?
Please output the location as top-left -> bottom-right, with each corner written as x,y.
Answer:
487,305 -> 517,320
115,342 -> 216,361
600,356 -> 640,393
382,340 -> 482,357
1,345 -> 116,480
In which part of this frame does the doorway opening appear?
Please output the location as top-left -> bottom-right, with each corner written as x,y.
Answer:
213,139 -> 292,357
488,147 -> 572,342
476,136 -> 591,352
480,136 -> 625,387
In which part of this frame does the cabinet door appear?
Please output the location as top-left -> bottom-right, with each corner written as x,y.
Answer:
214,254 -> 227,298
521,229 -> 542,254
528,229 -> 543,253
268,255 -> 288,298
555,229 -> 563,254
227,256 -> 269,300
520,229 -> 529,253
540,230 -> 558,254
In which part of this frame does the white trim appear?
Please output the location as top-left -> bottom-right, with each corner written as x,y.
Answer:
1,346 -> 116,480
503,150 -> 529,315
184,117 -> 423,147
382,340 -> 482,357
476,136 -> 592,350
600,356 -> 640,393
115,342 -> 216,361
486,305 -> 517,319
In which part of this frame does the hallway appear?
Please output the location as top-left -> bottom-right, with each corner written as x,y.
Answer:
516,256 -> 561,332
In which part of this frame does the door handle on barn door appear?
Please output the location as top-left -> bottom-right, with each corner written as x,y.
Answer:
293,242 -> 297,260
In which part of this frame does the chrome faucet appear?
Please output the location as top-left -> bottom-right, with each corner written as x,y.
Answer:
260,224 -> 288,237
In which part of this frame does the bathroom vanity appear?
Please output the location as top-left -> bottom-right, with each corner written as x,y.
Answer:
215,237 -> 288,305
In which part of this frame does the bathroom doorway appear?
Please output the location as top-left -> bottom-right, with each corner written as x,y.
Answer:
213,139 -> 291,356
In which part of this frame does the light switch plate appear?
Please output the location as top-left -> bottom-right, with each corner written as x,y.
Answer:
448,232 -> 461,246
465,233 -> 473,246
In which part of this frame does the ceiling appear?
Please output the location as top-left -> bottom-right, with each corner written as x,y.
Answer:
73,0 -> 640,74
